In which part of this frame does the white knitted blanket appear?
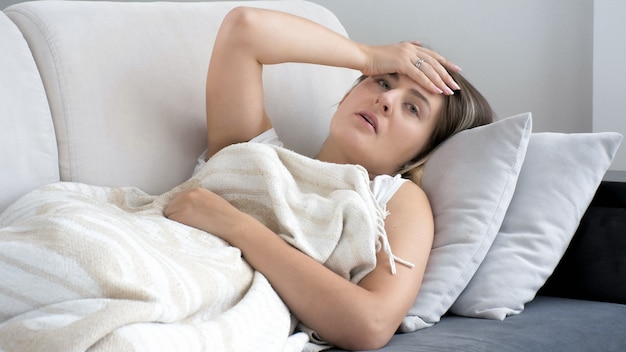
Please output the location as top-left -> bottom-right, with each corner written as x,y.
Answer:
0,143 -> 388,352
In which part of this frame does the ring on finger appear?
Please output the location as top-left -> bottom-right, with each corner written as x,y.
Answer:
414,58 -> 425,70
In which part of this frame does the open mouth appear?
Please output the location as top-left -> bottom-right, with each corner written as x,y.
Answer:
358,112 -> 377,132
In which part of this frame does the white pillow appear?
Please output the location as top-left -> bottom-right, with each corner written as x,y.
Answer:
450,131 -> 623,320
400,113 -> 532,332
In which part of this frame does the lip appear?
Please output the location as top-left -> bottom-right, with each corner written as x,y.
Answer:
356,110 -> 378,133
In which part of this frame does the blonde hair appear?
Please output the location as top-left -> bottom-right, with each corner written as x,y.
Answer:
397,70 -> 495,185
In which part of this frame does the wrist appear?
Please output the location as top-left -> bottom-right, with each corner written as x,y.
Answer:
227,213 -> 269,248
353,42 -> 372,74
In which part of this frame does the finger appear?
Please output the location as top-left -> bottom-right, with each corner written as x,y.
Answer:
421,58 -> 460,94
414,48 -> 462,94
418,46 -> 462,73
413,52 -> 460,94
407,59 -> 444,95
413,60 -> 454,95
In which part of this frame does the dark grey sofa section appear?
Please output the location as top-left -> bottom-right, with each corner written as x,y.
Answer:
369,297 -> 626,352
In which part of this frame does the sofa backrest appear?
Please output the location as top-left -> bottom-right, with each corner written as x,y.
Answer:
4,0 -> 358,196
0,11 -> 59,212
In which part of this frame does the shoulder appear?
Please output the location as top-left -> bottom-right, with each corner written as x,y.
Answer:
387,181 -> 430,214
384,181 -> 433,241
370,174 -> 410,207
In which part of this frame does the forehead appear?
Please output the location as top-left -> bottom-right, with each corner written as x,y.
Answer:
382,73 -> 444,112
387,73 -> 431,107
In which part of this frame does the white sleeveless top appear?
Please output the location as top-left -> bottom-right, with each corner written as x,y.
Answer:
194,129 -> 410,211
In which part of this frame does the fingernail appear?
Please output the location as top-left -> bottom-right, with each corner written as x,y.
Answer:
445,87 -> 455,95
451,81 -> 461,90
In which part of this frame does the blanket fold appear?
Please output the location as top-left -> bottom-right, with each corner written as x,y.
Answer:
0,143 -> 385,351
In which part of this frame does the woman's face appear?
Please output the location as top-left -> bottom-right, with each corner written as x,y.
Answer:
325,73 -> 443,177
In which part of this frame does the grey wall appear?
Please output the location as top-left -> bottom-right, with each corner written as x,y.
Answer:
3,0 -> 624,172
593,0 -> 626,174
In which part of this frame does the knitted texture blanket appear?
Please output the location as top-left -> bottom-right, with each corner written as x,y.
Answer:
0,143 -> 387,351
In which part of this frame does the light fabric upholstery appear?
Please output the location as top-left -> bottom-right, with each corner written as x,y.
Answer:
6,1 -> 358,195
451,131 -> 622,319
0,12 -> 58,213
401,113 -> 532,331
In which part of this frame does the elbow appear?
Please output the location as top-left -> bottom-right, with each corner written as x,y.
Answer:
221,6 -> 261,38
333,314 -> 397,351
219,6 -> 269,54
348,333 -> 393,351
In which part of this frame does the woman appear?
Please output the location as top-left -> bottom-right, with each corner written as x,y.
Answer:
165,6 -> 494,350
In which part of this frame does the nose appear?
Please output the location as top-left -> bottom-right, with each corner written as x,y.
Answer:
375,89 -> 398,115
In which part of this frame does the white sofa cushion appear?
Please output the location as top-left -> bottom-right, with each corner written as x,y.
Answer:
0,11 -> 59,213
6,1 -> 358,195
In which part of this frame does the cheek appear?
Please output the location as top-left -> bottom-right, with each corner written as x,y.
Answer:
389,127 -> 434,168
396,124 -> 431,153
329,109 -> 349,134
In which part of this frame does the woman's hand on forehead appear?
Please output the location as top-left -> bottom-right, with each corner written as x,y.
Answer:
359,41 -> 461,96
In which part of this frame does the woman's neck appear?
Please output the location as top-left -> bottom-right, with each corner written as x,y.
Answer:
315,140 -> 348,165
315,141 -> 380,180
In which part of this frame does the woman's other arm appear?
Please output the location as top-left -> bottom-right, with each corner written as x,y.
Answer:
164,182 -> 433,350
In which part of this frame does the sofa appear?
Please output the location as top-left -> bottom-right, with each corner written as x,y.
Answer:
1,1 -> 625,351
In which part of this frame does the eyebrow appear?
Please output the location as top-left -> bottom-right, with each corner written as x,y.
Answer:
387,73 -> 431,108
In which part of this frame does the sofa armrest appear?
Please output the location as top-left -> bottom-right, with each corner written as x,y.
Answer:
540,180 -> 626,304
0,11 -> 59,213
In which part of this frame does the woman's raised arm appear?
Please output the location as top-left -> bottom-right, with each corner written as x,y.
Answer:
205,6 -> 364,158
205,6 -> 459,158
